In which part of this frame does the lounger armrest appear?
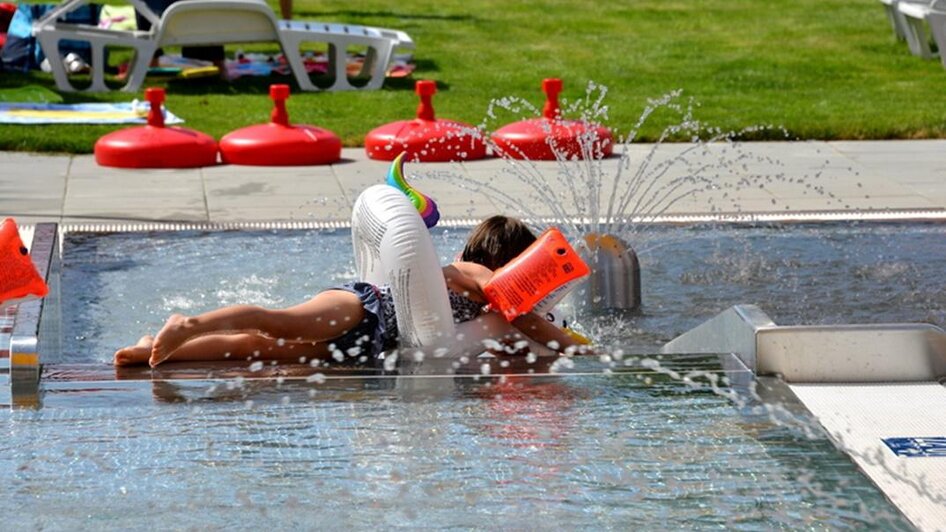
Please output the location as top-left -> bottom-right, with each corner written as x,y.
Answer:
898,1 -> 933,18
377,29 -> 415,49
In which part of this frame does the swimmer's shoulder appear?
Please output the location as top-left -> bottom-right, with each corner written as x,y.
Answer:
443,262 -> 493,296
444,261 -> 493,279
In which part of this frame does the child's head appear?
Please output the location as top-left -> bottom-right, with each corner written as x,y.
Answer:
461,216 -> 536,270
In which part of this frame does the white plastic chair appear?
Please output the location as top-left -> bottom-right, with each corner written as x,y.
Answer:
157,0 -> 281,48
160,0 -> 414,91
897,0 -> 946,61
879,0 -> 926,41
33,0 -> 415,93
278,20 -> 414,91
33,0 -> 159,92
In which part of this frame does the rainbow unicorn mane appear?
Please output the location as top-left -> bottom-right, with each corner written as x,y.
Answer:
386,152 -> 440,228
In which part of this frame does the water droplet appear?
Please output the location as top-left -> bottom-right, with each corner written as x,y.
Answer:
306,373 -> 326,384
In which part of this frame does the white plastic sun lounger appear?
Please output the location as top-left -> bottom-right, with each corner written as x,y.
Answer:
879,0 -> 928,42
897,0 -> 946,62
34,0 -> 159,92
33,0 -> 414,93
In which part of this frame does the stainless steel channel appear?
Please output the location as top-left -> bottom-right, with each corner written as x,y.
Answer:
6,223 -> 59,407
661,304 -> 946,383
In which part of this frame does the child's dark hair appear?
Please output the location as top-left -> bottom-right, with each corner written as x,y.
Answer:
461,216 -> 537,270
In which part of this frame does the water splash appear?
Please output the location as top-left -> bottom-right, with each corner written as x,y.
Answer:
422,83 -> 857,257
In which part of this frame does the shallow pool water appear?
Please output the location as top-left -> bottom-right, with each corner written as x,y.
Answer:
58,222 -> 946,363
3,365 -> 912,529
3,221 -> 942,528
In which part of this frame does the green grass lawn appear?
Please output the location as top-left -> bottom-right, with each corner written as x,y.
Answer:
2,0 -> 945,153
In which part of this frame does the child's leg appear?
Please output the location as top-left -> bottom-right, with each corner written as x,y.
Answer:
116,333 -> 328,366
151,289 -> 364,366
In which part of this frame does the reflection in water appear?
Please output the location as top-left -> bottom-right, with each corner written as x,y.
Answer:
10,353 -> 912,528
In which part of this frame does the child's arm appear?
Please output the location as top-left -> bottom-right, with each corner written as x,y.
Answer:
444,262 -> 592,355
511,312 -> 592,355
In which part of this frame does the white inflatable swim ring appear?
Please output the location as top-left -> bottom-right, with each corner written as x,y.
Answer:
351,184 -> 555,358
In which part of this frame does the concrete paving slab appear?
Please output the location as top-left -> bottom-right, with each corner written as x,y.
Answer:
1,140 -> 944,225
67,156 -> 202,179
331,159 -> 397,203
662,196 -> 790,216
203,173 -> 341,198
206,195 -> 345,216
67,184 -> 204,199
206,205 -> 350,222
0,167 -> 66,185
63,193 -> 206,208
60,208 -> 209,222
0,188 -> 63,205
847,164 -> 944,186
903,182 -> 946,203
0,151 -> 70,177
6,214 -> 64,226
796,195 -> 937,211
0,153 -> 67,218
202,164 -> 338,182
0,198 -> 63,217
756,176 -> 905,199
831,139 -> 946,155
63,194 -> 208,222
828,141 -> 946,185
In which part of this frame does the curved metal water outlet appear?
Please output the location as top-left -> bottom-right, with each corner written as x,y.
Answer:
570,233 -> 641,312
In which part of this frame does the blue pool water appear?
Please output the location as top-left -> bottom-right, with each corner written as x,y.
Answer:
2,368 -> 912,529
3,221 -> 943,528
57,222 -> 946,362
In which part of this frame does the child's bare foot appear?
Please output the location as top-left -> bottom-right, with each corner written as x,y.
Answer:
113,335 -> 154,366
151,314 -> 194,367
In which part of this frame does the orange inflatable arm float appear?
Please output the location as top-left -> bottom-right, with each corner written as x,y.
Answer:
0,218 -> 49,307
484,228 -> 590,322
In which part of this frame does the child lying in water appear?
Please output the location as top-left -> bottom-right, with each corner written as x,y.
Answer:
114,216 -> 587,367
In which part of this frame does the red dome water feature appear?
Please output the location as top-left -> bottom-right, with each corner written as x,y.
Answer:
365,80 -> 488,162
491,78 -> 613,160
219,84 -> 341,166
94,88 -> 218,168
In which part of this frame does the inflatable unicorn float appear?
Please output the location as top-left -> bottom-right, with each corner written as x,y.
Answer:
354,152 -> 590,360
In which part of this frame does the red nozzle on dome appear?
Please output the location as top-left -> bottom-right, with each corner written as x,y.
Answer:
491,78 -> 613,161
94,87 -> 218,168
145,87 -> 165,128
415,80 -> 436,121
218,84 -> 341,166
364,80 -> 488,162
269,84 -> 291,126
542,78 -> 562,120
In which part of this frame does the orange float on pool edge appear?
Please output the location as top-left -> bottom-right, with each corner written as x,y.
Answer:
484,228 -> 590,322
0,218 -> 49,307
